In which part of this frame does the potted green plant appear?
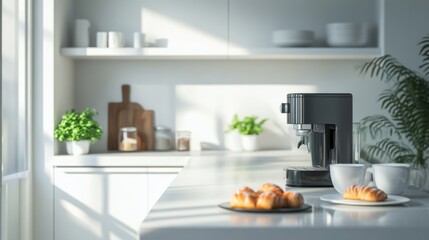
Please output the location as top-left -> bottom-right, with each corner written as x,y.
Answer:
226,114 -> 268,151
54,108 -> 103,155
358,34 -> 429,190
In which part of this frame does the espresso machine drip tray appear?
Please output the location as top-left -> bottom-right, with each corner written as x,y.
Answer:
284,166 -> 333,187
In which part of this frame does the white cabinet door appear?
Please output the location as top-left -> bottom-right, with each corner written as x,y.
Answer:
147,168 -> 181,212
54,167 -> 148,240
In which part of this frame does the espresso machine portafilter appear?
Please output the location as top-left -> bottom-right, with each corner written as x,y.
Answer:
280,93 -> 353,187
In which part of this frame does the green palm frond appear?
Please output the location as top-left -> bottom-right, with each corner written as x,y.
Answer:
359,115 -> 400,139
365,138 -> 415,163
358,34 -> 429,168
419,36 -> 429,77
359,55 -> 418,83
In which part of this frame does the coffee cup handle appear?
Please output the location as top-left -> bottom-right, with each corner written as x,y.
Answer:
365,167 -> 374,186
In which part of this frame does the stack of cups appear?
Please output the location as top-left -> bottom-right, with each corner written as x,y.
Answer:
96,32 -> 108,47
108,32 -> 124,48
96,31 -> 145,48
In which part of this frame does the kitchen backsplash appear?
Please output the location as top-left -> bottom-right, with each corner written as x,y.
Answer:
74,59 -> 387,152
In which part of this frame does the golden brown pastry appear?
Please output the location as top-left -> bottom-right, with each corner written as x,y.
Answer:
343,185 -> 388,202
258,183 -> 284,196
229,184 -> 305,210
230,191 -> 257,209
282,192 -> 304,208
239,186 -> 258,196
256,192 -> 287,210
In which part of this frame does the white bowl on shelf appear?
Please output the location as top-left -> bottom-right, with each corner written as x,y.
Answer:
326,22 -> 368,47
273,30 -> 314,47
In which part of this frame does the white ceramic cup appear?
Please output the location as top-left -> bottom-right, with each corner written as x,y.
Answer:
133,32 -> 145,48
330,164 -> 366,194
371,163 -> 410,195
108,32 -> 124,48
96,32 -> 108,47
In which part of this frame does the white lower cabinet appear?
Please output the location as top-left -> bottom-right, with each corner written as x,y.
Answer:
54,167 -> 180,240
147,169 -> 180,211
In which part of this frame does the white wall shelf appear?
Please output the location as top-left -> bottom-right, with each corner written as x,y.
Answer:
61,47 -> 382,60
60,47 -> 229,60
227,47 -> 382,59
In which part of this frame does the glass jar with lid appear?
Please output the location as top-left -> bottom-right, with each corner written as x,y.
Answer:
119,127 -> 138,151
176,130 -> 191,151
155,126 -> 172,151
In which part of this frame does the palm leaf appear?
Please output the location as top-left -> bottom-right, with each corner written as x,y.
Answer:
419,36 -> 429,77
365,138 -> 414,163
360,115 -> 399,139
358,34 -> 429,167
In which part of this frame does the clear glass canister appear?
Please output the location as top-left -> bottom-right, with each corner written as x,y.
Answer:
176,130 -> 191,151
119,127 -> 138,151
155,126 -> 172,151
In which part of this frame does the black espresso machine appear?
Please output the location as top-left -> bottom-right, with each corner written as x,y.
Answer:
280,93 -> 353,187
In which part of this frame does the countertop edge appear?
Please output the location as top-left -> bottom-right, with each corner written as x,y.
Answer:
52,150 -> 309,167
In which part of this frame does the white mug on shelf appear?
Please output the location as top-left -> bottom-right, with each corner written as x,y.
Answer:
133,32 -> 145,48
108,32 -> 124,48
74,19 -> 90,47
96,32 -> 108,48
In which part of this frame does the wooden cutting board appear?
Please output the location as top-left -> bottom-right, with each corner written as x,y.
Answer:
108,84 -> 155,151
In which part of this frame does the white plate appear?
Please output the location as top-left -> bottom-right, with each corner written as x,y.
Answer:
320,194 -> 410,206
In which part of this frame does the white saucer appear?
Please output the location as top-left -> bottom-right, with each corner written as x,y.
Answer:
320,194 -> 410,206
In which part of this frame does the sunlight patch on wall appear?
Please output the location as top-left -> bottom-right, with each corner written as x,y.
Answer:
175,85 -> 318,151
141,8 -> 229,50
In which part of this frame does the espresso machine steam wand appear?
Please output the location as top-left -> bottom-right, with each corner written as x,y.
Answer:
280,93 -> 353,187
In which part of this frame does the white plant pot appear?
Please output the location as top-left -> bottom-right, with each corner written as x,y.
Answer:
66,140 -> 91,155
225,131 -> 243,151
241,135 -> 258,151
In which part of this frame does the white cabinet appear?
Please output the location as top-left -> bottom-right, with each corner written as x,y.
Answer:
54,167 -> 180,240
147,168 -> 179,211
228,0 -> 384,59
60,0 -> 384,59
54,167 -> 149,240
62,0 -> 228,59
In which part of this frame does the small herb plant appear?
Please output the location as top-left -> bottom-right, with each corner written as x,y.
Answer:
226,114 -> 268,135
54,108 -> 103,142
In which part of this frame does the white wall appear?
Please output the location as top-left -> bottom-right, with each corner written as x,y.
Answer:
68,0 -> 388,153
69,0 -> 429,153
74,59 -> 384,152
74,1 -> 428,152
31,1 -> 429,240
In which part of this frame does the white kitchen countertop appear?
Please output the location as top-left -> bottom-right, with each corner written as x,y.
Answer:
139,150 -> 429,240
52,151 -> 191,167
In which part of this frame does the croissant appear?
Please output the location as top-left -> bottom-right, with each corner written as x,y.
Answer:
282,192 -> 304,208
256,192 -> 287,210
343,185 -> 388,202
230,191 -> 257,209
229,184 -> 305,210
258,183 -> 284,196
239,186 -> 258,197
